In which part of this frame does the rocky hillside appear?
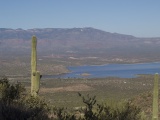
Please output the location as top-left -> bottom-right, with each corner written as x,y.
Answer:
0,27 -> 160,61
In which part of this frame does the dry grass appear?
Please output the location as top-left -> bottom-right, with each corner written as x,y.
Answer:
40,84 -> 94,93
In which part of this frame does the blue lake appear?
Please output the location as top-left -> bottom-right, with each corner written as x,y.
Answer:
44,62 -> 160,78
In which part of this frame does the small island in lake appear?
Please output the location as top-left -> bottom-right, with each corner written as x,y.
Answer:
81,73 -> 91,76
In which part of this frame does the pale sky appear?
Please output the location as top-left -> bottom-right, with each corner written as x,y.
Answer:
0,0 -> 160,37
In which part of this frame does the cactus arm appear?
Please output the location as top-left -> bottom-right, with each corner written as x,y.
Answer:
152,73 -> 159,120
35,71 -> 40,93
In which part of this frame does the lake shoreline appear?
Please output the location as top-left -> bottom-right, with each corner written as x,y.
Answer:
43,62 -> 160,79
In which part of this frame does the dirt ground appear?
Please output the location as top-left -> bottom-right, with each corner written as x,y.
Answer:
40,84 -> 94,93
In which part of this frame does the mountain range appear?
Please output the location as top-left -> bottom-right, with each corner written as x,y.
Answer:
0,27 -> 160,62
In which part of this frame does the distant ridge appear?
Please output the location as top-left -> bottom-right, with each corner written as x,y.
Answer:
0,27 -> 136,40
0,27 -> 160,61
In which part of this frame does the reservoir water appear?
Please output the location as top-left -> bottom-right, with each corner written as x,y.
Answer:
45,62 -> 160,79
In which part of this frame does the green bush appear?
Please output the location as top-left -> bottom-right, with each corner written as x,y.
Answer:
78,93 -> 146,120
0,76 -> 25,104
52,107 -> 77,120
0,77 -> 50,120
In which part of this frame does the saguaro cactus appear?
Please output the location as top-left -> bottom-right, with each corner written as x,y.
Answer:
152,73 -> 159,120
31,36 -> 40,97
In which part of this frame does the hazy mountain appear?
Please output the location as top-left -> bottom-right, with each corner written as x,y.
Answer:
0,27 -> 160,61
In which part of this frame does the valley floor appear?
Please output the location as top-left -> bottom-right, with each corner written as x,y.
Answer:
9,75 -> 154,108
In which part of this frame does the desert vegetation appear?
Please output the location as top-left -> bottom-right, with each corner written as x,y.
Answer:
1,74 -> 160,119
0,76 -> 150,120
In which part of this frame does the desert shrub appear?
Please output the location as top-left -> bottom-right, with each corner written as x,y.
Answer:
52,107 -> 77,120
0,76 -> 25,104
18,95 -> 51,120
52,93 -> 146,120
0,96 -> 50,120
0,76 -> 50,120
78,93 -> 146,120
97,100 -> 146,120
78,93 -> 98,120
